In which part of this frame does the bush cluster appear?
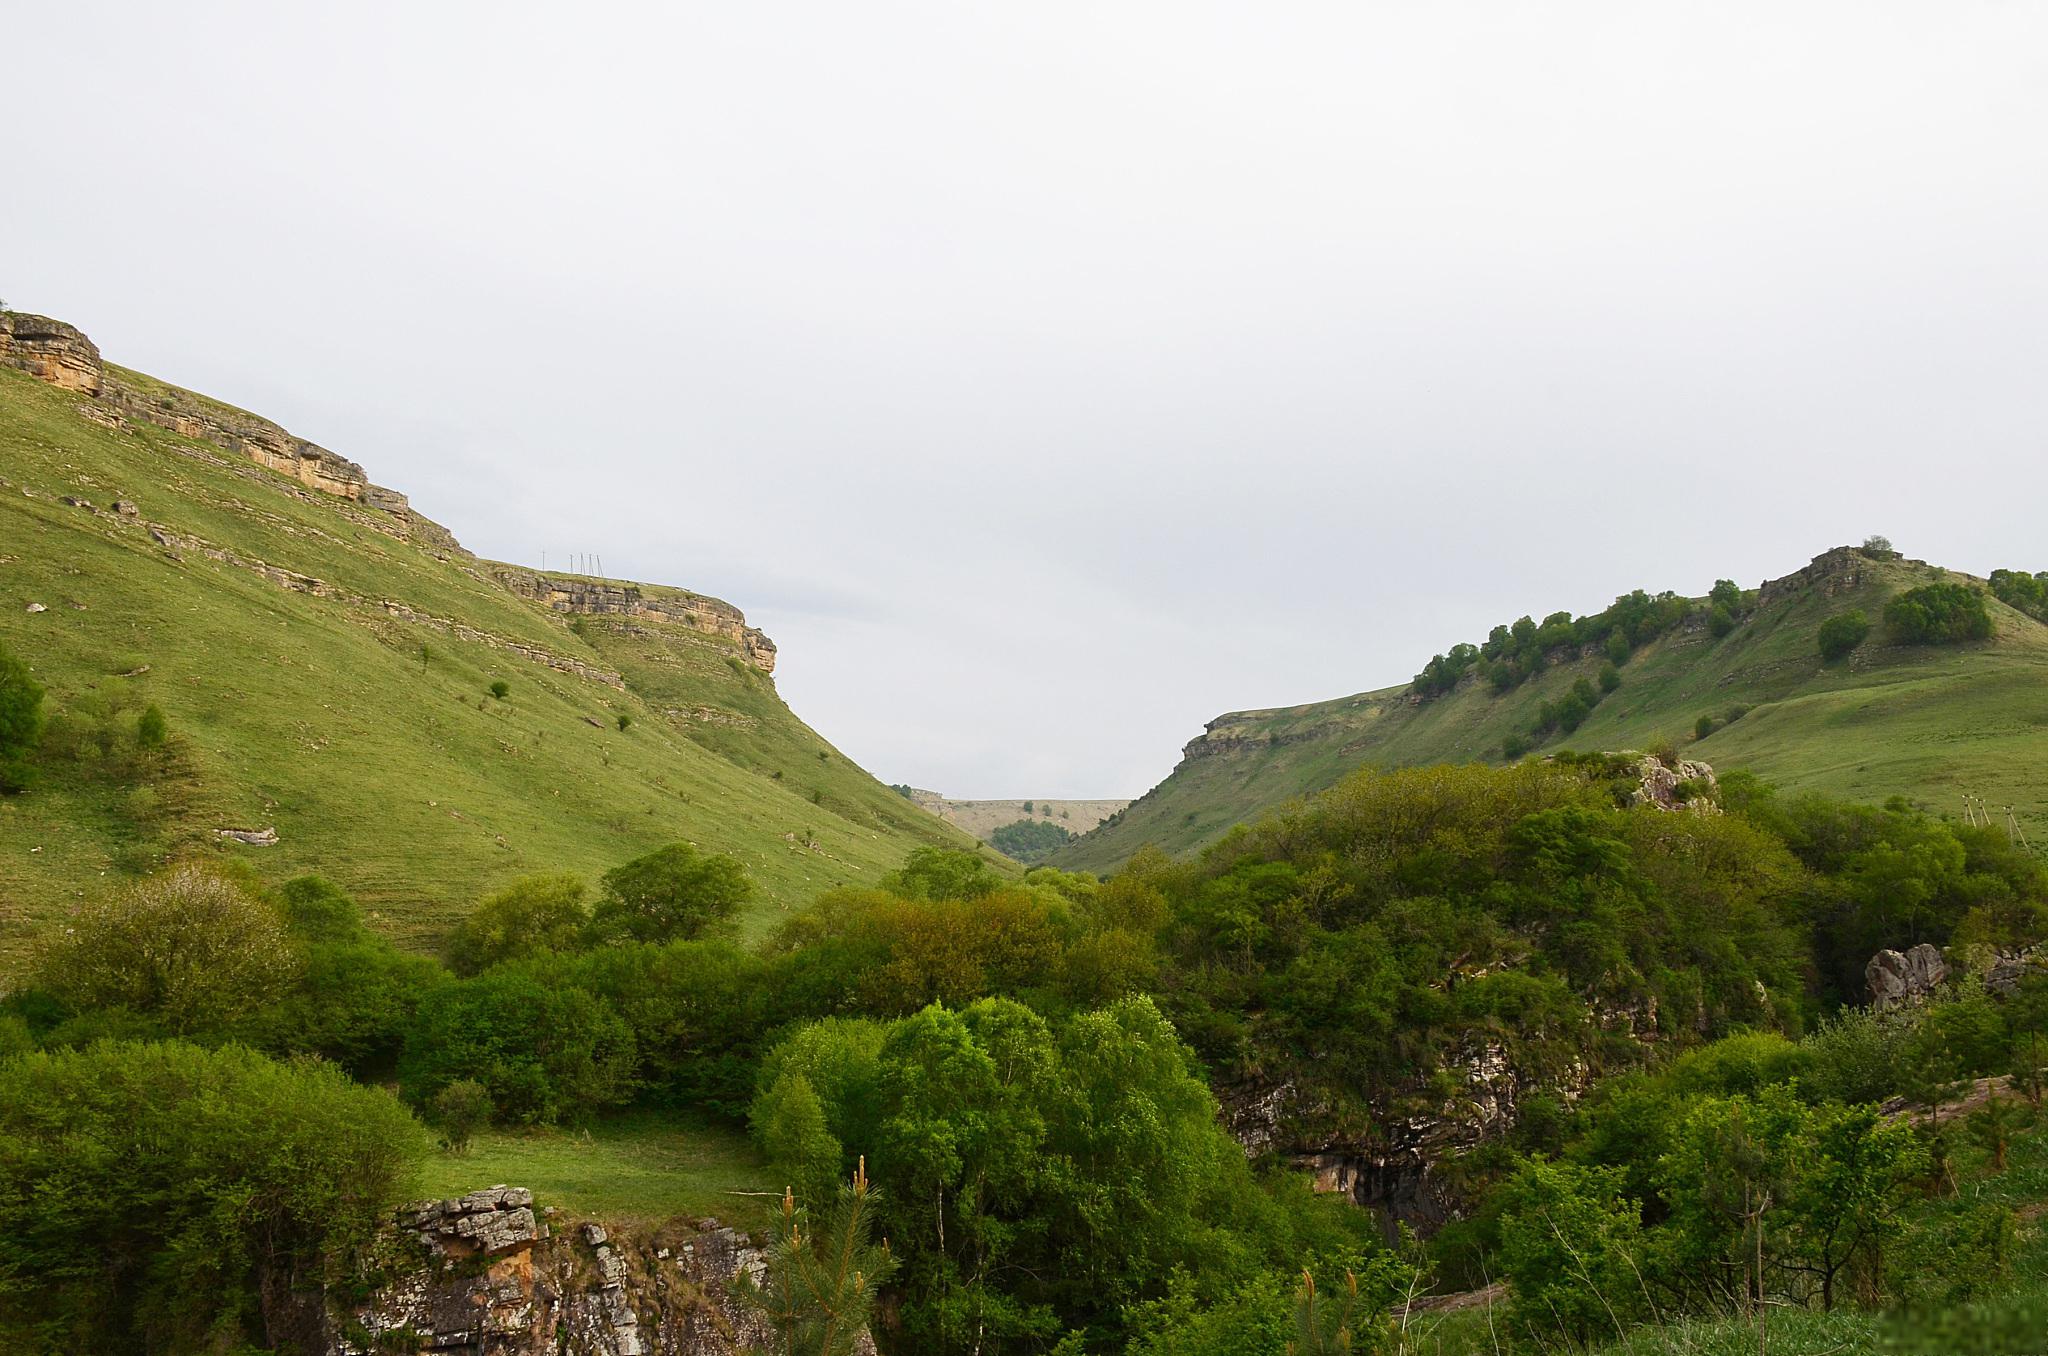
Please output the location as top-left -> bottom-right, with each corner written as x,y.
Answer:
1885,582 -> 1993,646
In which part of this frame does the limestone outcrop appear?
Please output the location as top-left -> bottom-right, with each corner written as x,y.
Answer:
1,312 -> 103,394
492,567 -> 777,673
314,1188 -> 836,1356
1629,754 -> 1718,812
1866,943 -> 1949,1008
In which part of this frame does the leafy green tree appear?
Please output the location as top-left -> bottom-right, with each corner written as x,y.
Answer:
1605,630 -> 1632,666
882,847 -> 1001,902
0,640 -> 44,793
735,1164 -> 899,1356
1818,610 -> 1870,661
399,970 -> 637,1124
1495,1157 -> 1648,1344
1598,663 -> 1622,693
615,711 -> 632,731
38,865 -> 298,1035
1779,1100 -> 1925,1310
276,873 -> 362,942
488,679 -> 510,699
989,817 -> 1076,863
1884,582 -> 1992,645
1988,568 -> 2048,621
1710,579 -> 1743,610
754,1069 -> 846,1206
587,842 -> 755,945
432,1078 -> 492,1154
445,873 -> 590,975
0,1040 -> 428,1352
1862,534 -> 1896,558
1695,714 -> 1716,740
1708,603 -> 1736,638
249,937 -> 448,1074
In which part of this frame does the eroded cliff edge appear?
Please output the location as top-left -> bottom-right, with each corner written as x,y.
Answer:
0,310 -> 775,672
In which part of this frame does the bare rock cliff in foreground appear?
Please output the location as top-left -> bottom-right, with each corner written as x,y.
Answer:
290,1188 -> 870,1356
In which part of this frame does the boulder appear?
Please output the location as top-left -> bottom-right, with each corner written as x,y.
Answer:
1867,943 -> 1948,1008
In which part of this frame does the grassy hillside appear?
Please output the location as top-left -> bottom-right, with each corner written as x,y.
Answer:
0,358 -> 982,964
1059,547 -> 2048,871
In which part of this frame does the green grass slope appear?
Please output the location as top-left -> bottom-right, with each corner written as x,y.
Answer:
1059,548 -> 2048,871
0,360 -> 981,964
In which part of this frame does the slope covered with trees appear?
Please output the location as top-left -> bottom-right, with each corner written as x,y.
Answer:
1060,544 -> 2048,871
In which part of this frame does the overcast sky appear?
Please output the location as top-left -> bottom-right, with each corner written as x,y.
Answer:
7,3 -> 2046,797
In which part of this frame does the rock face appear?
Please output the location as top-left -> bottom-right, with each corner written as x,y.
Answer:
1987,944 -> 2047,997
1223,1040 -> 1534,1234
316,1189 -> 825,1356
491,567 -> 777,673
1,312 -> 103,394
1867,943 -> 1948,1008
1629,754 -> 1719,812
3,309 -> 462,552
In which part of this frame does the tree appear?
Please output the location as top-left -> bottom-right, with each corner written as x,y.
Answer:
735,1163 -> 898,1356
2010,1032 -> 2046,1108
0,640 -> 44,793
1495,1157 -> 1648,1344
1695,714 -> 1716,740
882,847 -> 999,902
0,1041 -> 428,1351
1968,1097 -> 2023,1171
40,865 -> 298,1035
754,1070 -> 845,1206
1818,610 -> 1870,661
1779,1101 -> 1925,1311
1710,579 -> 1743,610
989,817 -> 1076,863
399,970 -> 637,1124
445,873 -> 590,975
276,873 -> 363,943
1708,603 -> 1737,638
615,712 -> 632,731
1862,535 -> 1896,558
488,679 -> 510,699
587,842 -> 755,945
432,1078 -> 492,1154
1884,583 -> 1992,646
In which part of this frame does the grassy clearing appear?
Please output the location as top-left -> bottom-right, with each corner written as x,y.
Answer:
1062,551 -> 2048,870
414,1111 -> 777,1231
0,363 -> 985,966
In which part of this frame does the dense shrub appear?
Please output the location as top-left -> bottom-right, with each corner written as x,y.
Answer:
399,970 -> 637,1124
445,872 -> 591,975
988,816 -> 1077,863
37,865 -> 297,1035
1885,582 -> 1993,645
1988,568 -> 2048,621
0,1041 -> 428,1352
1818,609 -> 1870,660
588,842 -> 754,945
